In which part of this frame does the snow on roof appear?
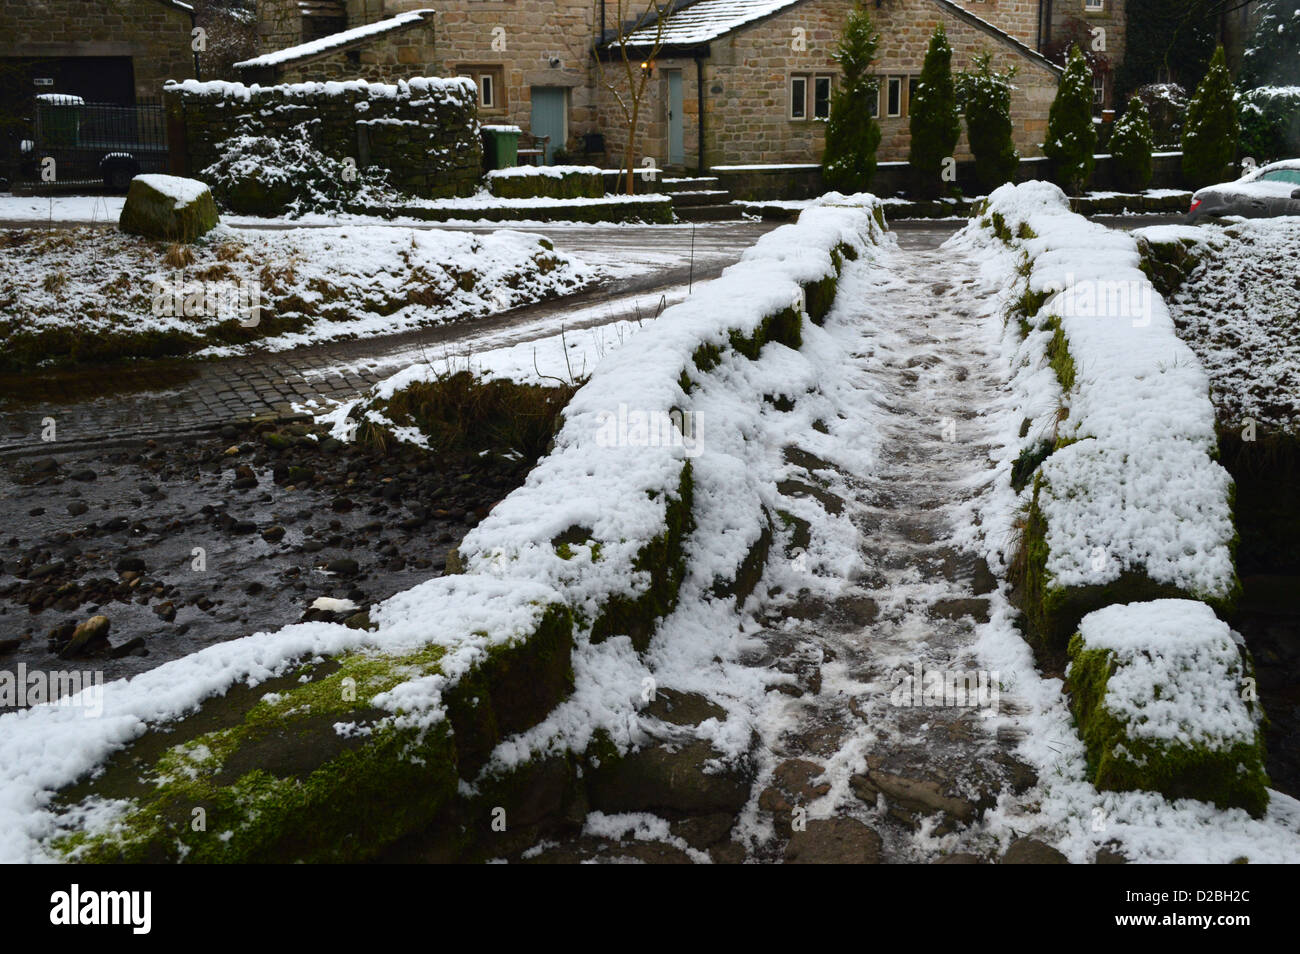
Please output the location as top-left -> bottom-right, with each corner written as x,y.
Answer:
614,0 -> 1063,73
234,9 -> 433,69
619,0 -> 804,46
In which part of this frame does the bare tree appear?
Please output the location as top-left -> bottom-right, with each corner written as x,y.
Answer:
589,0 -> 673,195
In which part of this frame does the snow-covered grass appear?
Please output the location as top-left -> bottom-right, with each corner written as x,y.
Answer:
0,224 -> 590,369
1137,216 -> 1300,435
0,193 -> 889,863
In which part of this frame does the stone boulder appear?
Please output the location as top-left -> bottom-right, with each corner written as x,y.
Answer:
119,174 -> 219,243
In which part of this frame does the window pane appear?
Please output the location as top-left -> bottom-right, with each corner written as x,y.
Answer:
814,76 -> 831,119
481,75 -> 494,107
791,76 -> 806,118
887,77 -> 901,116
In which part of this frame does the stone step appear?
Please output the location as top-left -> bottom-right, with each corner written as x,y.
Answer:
667,189 -> 732,208
673,204 -> 747,222
657,176 -> 721,193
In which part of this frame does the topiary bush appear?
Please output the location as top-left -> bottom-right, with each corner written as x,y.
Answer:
908,24 -> 961,199
956,53 -> 1020,194
822,2 -> 882,192
1109,95 -> 1154,192
1182,46 -> 1240,189
1043,44 -> 1098,195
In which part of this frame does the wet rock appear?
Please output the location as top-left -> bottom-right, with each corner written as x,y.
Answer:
777,759 -> 832,799
344,611 -> 372,631
154,601 -> 177,623
28,507 -> 45,517
262,525 -> 286,543
0,637 -> 23,655
1000,838 -> 1068,864
929,598 -> 991,624
61,615 -> 111,658
587,740 -> 751,816
972,557 -> 997,596
115,557 -> 146,573
850,770 -> 977,827
29,458 -> 59,474
643,688 -> 727,727
110,636 -> 148,659
67,501 -> 89,517
69,469 -> 97,482
784,818 -> 882,864
231,520 -> 257,534
670,813 -> 734,850
325,558 -> 359,576
1095,846 -> 1128,864
934,853 -> 983,864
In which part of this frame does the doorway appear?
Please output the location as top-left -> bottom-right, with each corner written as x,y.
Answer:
529,86 -> 567,164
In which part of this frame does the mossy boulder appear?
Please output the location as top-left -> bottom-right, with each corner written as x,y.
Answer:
118,174 -> 219,243
51,597 -> 574,863
1065,600 -> 1268,817
1020,440 -> 1239,659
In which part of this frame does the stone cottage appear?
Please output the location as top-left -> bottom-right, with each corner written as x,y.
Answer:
237,0 -> 1066,170
0,0 -> 197,108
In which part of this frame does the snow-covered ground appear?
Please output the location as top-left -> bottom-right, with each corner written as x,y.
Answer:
0,223 -> 591,363
1140,216 -> 1300,434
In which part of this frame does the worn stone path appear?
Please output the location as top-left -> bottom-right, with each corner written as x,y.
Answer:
512,232 -> 1045,864
741,237 -> 1035,863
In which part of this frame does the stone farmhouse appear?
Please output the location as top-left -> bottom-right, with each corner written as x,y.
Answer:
235,0 -> 1097,171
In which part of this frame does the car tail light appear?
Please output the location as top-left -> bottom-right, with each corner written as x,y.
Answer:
1189,199 -> 1202,214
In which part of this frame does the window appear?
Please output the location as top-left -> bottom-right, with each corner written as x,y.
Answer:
1259,169 -> 1300,184
461,66 -> 505,112
887,76 -> 902,117
1084,0 -> 1104,9
790,73 -> 834,120
790,74 -> 807,119
813,75 -> 832,119
1092,73 -> 1105,110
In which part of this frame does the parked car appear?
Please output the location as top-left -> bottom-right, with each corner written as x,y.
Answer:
1187,159 -> 1300,222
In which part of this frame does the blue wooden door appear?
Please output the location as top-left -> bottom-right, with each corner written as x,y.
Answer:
530,87 -> 566,164
667,71 -> 684,166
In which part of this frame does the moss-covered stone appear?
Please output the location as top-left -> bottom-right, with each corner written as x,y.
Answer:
1066,629 -> 1268,817
118,176 -> 219,243
53,603 -> 574,863
488,170 -> 604,200
590,463 -> 695,652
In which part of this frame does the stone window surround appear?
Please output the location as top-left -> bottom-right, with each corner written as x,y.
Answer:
788,71 -> 835,121
460,63 -> 506,114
